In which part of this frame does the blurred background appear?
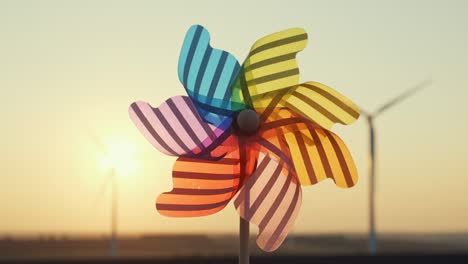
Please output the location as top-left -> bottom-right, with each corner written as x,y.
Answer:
1,0 -> 467,262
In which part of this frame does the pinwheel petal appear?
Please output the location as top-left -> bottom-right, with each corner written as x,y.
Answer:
234,152 -> 302,252
178,25 -> 245,125
258,82 -> 360,130
286,123 -> 358,187
157,135 -> 241,217
258,111 -> 358,188
239,28 -> 308,111
129,96 -> 230,157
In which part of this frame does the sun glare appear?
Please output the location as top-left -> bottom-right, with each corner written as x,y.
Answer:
98,139 -> 139,177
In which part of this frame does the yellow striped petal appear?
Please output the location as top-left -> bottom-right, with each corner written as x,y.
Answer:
258,110 -> 359,187
239,28 -> 308,110
281,82 -> 360,129
257,82 -> 360,130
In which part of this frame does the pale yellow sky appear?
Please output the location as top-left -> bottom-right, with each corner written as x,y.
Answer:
1,0 -> 467,236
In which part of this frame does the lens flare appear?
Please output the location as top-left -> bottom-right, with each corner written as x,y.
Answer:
98,139 -> 139,177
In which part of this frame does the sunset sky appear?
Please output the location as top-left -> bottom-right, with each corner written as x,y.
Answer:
1,0 -> 467,236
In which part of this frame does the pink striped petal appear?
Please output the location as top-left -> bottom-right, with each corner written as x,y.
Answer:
129,96 -> 228,156
234,152 -> 302,252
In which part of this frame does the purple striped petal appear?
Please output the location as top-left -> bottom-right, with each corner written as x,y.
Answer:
129,96 -> 228,156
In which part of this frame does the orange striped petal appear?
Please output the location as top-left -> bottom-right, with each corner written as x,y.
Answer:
157,138 -> 239,217
156,135 -> 259,217
258,109 -> 358,187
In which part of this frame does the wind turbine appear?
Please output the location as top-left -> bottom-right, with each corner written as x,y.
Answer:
87,131 -> 138,258
360,80 -> 431,255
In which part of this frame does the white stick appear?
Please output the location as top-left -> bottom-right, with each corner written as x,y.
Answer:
239,216 -> 250,264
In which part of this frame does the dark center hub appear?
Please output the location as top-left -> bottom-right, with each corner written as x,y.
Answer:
236,109 -> 260,135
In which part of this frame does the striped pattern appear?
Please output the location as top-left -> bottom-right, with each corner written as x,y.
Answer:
156,135 -> 259,217
240,28 -> 308,111
234,153 -> 302,252
178,25 -> 245,125
130,25 -> 360,251
157,148 -> 240,217
129,96 -> 230,157
256,81 -> 360,130
258,110 -> 358,187
278,82 -> 360,130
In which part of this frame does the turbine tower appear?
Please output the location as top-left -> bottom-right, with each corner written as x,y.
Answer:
361,80 -> 431,254
87,131 -> 119,258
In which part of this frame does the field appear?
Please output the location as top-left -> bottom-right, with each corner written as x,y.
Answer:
1,234 -> 468,263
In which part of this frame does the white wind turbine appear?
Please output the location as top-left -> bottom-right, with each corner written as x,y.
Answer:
88,130 -> 138,258
360,80 -> 431,255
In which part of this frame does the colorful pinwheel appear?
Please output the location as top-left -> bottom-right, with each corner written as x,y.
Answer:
129,25 -> 360,252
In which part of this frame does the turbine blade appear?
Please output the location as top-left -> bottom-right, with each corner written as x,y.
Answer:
86,127 -> 109,157
373,80 -> 431,117
358,107 -> 371,117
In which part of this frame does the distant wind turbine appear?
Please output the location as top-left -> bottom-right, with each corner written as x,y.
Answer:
87,131 -> 119,258
360,80 -> 431,255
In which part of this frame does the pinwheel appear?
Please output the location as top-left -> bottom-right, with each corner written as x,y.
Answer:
129,24 -> 360,252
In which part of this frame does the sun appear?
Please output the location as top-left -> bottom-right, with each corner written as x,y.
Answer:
98,139 -> 139,177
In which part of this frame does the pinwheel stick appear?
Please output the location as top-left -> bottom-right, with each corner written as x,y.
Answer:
239,216 -> 250,264
237,110 -> 257,264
